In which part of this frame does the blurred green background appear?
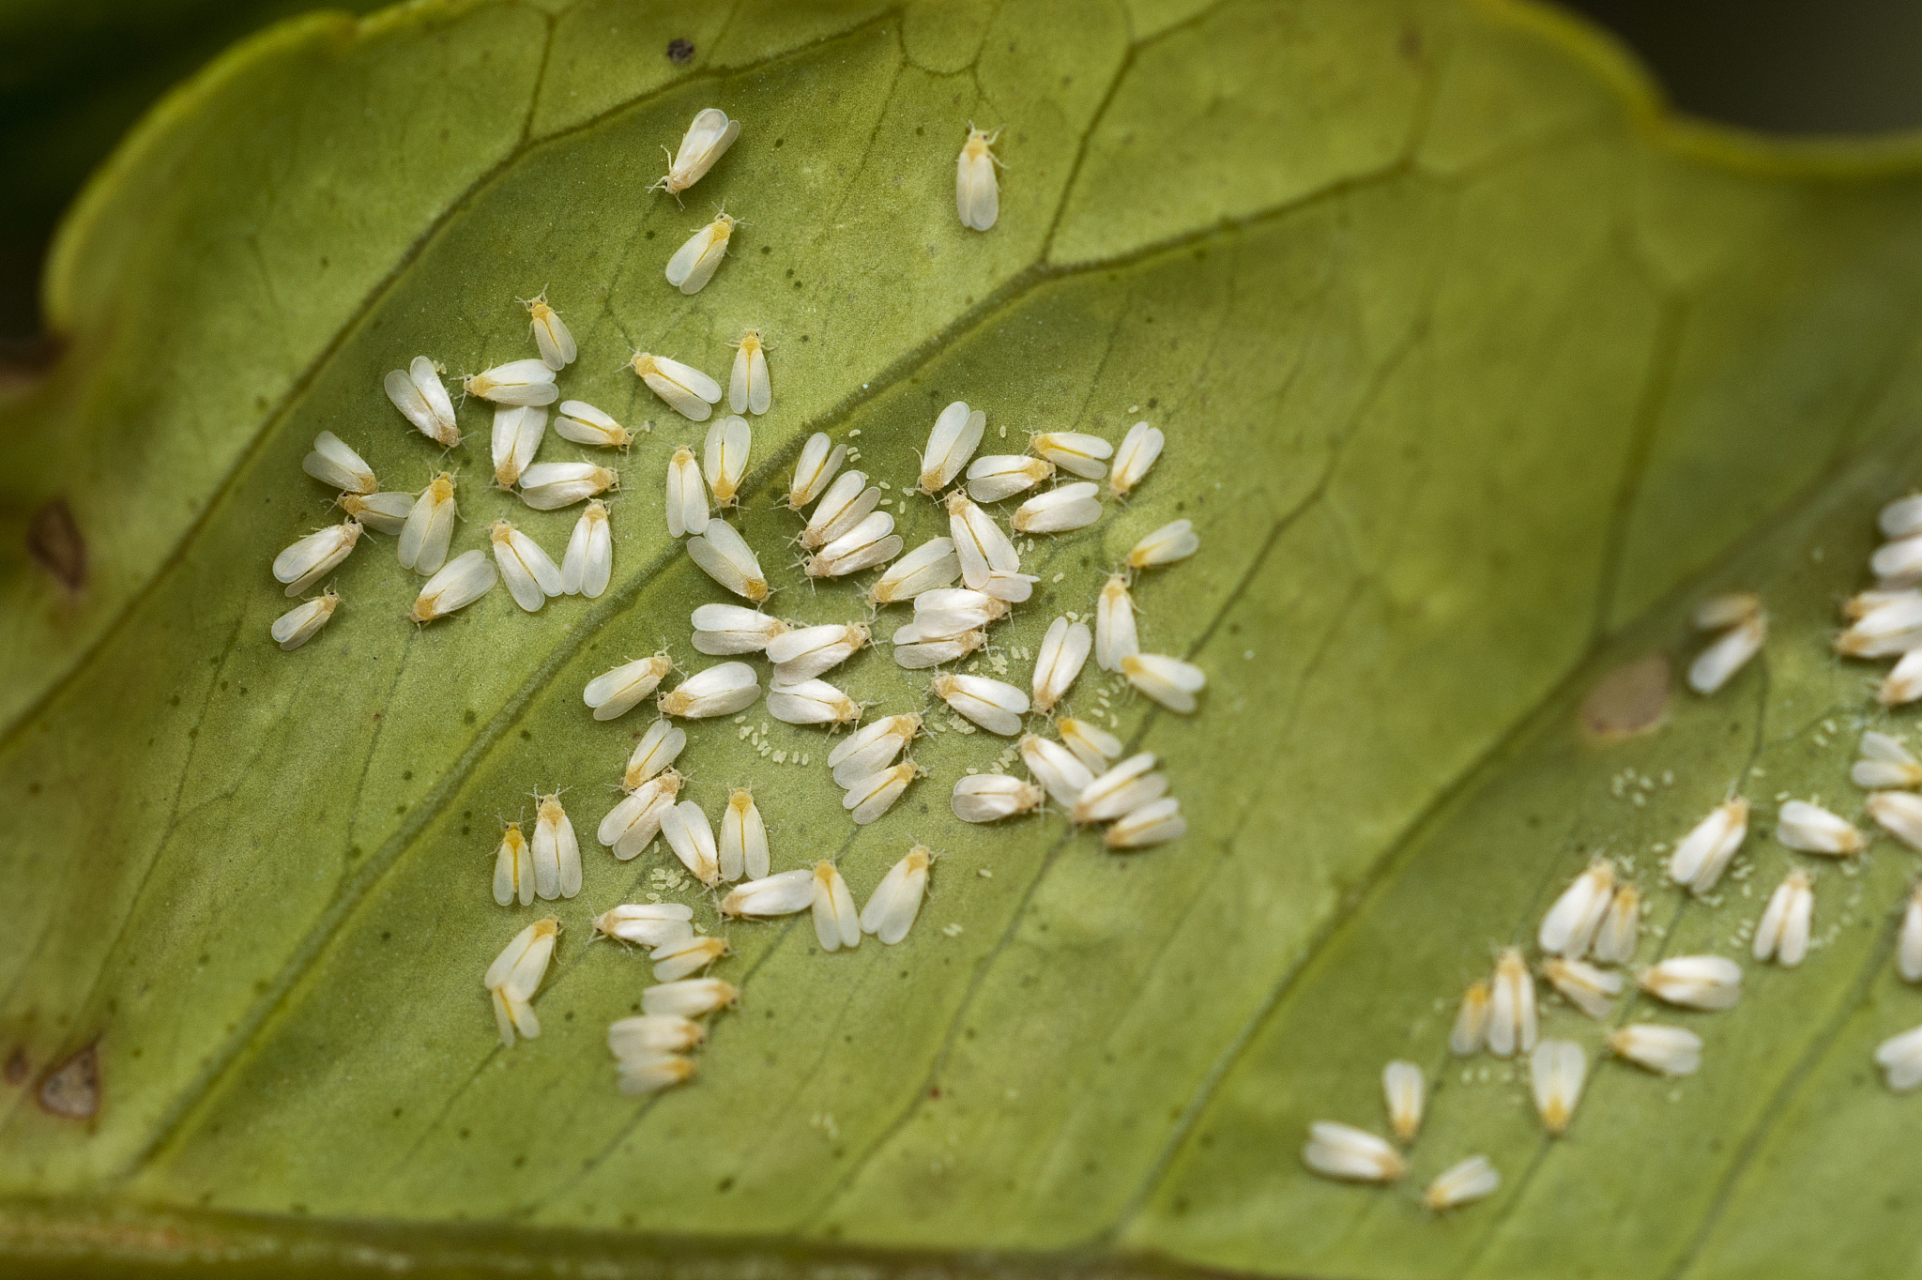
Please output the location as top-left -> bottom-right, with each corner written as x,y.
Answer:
1,0 -> 1919,353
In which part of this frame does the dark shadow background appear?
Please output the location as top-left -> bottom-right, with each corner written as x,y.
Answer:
1,0 -> 1920,354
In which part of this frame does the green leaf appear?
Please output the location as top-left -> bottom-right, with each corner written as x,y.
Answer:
8,1 -> 1922,1276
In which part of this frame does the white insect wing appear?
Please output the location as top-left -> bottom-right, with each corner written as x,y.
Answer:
468,357 -> 559,406
397,475 -> 457,574
583,653 -> 674,721
830,715 -> 918,787
1104,798 -> 1185,848
1300,1122 -> 1405,1184
607,1013 -> 703,1056
1013,482 -> 1103,534
641,978 -> 737,1018
769,623 -> 867,682
718,790 -> 768,881
860,848 -> 933,944
532,796 -> 581,899
1424,1156 -> 1500,1211
410,550 -> 497,623
789,433 -> 847,509
625,719 -> 688,787
554,400 -> 630,449
704,415 -> 752,505
767,678 -> 857,725
1110,421 -> 1165,498
273,521 -> 361,597
636,353 -> 724,421
934,674 -> 1029,736
1095,575 -> 1139,672
303,431 -> 376,494
955,127 -> 1000,232
810,862 -> 862,951
493,826 -> 532,907
525,296 -> 577,370
1128,518 -> 1199,568
870,537 -> 959,602
1531,1039 -> 1587,1135
1121,652 -> 1206,713
660,801 -> 720,885
1537,861 -> 1615,958
651,935 -> 727,982
665,445 -> 710,537
1609,1024 -> 1701,1076
722,869 -> 815,917
1775,799 -> 1864,855
1057,717 -> 1122,770
595,903 -> 695,948
666,214 -> 735,294
661,108 -> 741,194
1903,891 -> 1922,982
691,603 -> 787,654
686,520 -> 768,600
490,521 -> 563,612
660,662 -> 761,718
1032,431 -> 1113,480
1753,870 -> 1813,966
1688,614 -> 1766,694
1541,958 -> 1621,1020
1072,753 -> 1166,824
339,491 -> 412,534
730,332 -> 772,416
560,501 -> 613,598
271,591 -> 340,651
1637,955 -> 1742,1009
1033,617 -> 1093,711
491,404 -> 547,487
1878,1025 -> 1922,1091
1382,1060 -> 1424,1143
844,764 -> 916,825
519,462 -> 616,510
919,402 -> 986,494
951,774 -> 1043,823
966,454 -> 1054,503
553,401 -> 630,450
805,470 -> 879,548
1020,735 -> 1096,807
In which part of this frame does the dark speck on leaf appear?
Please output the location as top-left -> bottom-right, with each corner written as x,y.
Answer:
667,38 -> 694,64
26,499 -> 86,593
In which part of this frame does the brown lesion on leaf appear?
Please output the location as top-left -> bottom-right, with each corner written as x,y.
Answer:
1580,652 -> 1671,739
3,1046 -> 26,1086
27,497 -> 87,594
666,38 -> 694,65
37,1040 -> 101,1119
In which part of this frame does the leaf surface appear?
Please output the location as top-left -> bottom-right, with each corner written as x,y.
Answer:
7,2 -> 1922,1277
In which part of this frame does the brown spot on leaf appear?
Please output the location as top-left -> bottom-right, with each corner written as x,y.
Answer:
4,1047 -> 26,1086
1581,653 -> 1671,740
27,498 -> 86,592
38,1042 -> 100,1118
666,38 -> 694,64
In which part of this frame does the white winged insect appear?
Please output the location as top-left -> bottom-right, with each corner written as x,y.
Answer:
665,211 -> 737,294
271,589 -> 341,651
1109,421 -> 1164,499
703,415 -> 752,507
860,846 -> 937,944
1012,482 -> 1103,534
966,454 -> 1054,503
918,401 -> 986,496
730,328 -> 772,415
484,916 -> 558,1046
464,358 -> 558,407
554,401 -> 634,450
409,550 -> 497,623
273,520 -> 361,597
686,520 -> 770,601
810,861 -> 862,951
955,124 -> 1002,232
803,470 -> 881,549
658,662 -> 761,718
1095,574 -> 1139,672
531,793 -> 582,900
951,774 -> 1044,823
787,433 -> 847,510
384,356 -> 459,447
560,500 -> 613,598
521,292 -> 577,370
489,519 -> 563,612
1031,432 -> 1112,480
843,762 -> 921,826
492,821 -> 533,907
930,673 -> 1029,736
656,107 -> 741,200
397,474 -> 458,574
828,714 -> 920,787
583,653 -> 675,722
519,462 -> 616,511
302,431 -> 376,495
631,352 -> 723,421
491,405 -> 546,488
1032,617 -> 1092,713
665,444 -> 710,537
718,788 -> 769,881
